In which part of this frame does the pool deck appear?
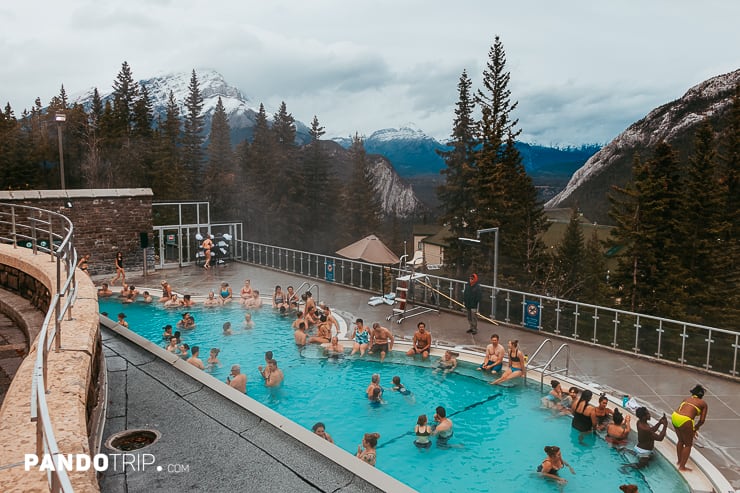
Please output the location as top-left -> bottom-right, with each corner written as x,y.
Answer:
99,262 -> 740,491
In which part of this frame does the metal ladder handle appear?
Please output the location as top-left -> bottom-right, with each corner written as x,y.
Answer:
538,344 -> 570,392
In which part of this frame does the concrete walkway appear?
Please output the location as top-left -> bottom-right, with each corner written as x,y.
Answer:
100,325 -> 397,493
98,262 -> 740,490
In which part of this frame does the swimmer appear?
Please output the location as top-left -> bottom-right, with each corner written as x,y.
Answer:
542,380 -> 565,410
142,291 -> 153,303
356,433 -> 380,467
116,312 -> 128,328
431,406 -> 454,448
294,322 -> 308,346
243,312 -> 255,329
207,348 -> 221,369
97,283 -> 113,298
537,445 -> 575,484
434,350 -> 458,374
606,408 -> 631,447
414,415 -> 432,449
323,336 -> 345,357
312,422 -> 334,443
223,321 -> 233,335
391,376 -> 411,396
366,373 -> 383,400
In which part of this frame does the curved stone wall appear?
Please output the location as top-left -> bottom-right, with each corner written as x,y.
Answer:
0,244 -> 101,492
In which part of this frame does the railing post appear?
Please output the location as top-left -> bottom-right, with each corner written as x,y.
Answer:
572,303 -> 580,339
592,307 -> 599,343
504,291 -> 511,323
11,205 -> 18,248
731,334 -> 739,377
55,257 -> 62,352
679,324 -> 688,364
48,211 -> 55,260
704,329 -> 714,370
554,300 -> 562,334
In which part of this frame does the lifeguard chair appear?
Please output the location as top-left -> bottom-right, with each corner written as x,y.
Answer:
387,272 -> 438,324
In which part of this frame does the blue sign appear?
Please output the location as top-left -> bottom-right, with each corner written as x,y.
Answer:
524,300 -> 541,330
325,259 -> 335,282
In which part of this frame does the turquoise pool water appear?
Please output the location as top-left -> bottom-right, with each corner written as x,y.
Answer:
100,299 -> 689,493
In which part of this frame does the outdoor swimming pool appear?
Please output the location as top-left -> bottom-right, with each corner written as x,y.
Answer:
100,298 -> 689,493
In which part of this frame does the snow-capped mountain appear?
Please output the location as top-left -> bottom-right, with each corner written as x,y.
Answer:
546,68 -> 740,223
72,69 -> 311,144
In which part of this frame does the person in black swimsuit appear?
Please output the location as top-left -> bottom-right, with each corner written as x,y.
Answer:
537,445 -> 575,484
571,389 -> 597,443
111,251 -> 125,285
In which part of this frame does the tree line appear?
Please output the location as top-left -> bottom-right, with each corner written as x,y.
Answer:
436,35 -> 739,329
0,62 -> 394,254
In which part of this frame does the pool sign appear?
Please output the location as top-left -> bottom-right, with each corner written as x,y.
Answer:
524,300 -> 541,330
325,259 -> 335,282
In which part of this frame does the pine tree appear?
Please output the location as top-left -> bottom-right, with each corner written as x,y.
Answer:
553,208 -> 585,299
182,69 -> 205,197
149,91 -> 183,199
302,115 -> 337,252
241,103 -> 274,241
437,69 -> 478,275
582,229 -> 609,305
110,61 -> 139,138
472,36 -> 548,288
341,134 -> 382,242
683,120 -> 734,323
203,97 -> 237,219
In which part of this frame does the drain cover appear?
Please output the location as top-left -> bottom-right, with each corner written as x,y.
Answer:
105,429 -> 161,452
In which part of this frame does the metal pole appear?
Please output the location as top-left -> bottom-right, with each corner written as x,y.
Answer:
493,228 -> 499,319
55,114 -> 66,189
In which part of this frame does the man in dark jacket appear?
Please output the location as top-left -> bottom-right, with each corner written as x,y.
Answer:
463,273 -> 482,334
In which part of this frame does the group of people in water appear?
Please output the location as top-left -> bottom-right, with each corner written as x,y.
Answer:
100,272 -> 711,484
539,378 -> 709,485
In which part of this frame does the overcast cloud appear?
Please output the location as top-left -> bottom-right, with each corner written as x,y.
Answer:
1,0 -> 738,145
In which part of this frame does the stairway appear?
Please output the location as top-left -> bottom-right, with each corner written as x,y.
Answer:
0,312 -> 27,408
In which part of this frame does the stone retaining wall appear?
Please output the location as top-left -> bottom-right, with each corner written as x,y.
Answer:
0,245 -> 101,492
0,189 -> 153,276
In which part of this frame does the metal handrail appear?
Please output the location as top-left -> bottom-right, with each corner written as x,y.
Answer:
0,203 -> 77,492
231,238 -> 740,379
537,344 -> 571,392
525,338 -> 553,371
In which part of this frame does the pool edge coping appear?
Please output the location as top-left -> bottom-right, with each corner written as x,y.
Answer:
100,315 -> 417,493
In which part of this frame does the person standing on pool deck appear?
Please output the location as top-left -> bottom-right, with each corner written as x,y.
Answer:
464,273 -> 482,334
406,322 -> 432,360
226,364 -> 247,393
672,384 -> 708,471
111,251 -> 125,286
201,234 -> 213,269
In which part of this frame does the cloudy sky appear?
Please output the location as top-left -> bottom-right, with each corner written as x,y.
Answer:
1,0 -> 738,145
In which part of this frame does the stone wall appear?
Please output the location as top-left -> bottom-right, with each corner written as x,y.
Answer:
0,189 -> 153,276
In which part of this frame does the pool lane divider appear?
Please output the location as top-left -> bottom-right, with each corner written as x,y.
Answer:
378,392 -> 503,449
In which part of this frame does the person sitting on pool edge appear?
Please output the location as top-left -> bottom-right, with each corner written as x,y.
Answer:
406,322 -> 432,360
621,407 -> 667,470
368,322 -> 394,363
477,334 -> 505,374
490,340 -> 526,385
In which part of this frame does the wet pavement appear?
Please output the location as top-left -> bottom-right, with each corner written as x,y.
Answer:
97,261 -> 740,489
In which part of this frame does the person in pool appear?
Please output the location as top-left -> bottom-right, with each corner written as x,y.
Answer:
537,445 -> 575,484
594,393 -> 614,431
391,376 -> 411,395
606,408 -> 631,447
366,373 -> 383,400
431,406 -> 453,448
312,422 -> 334,443
204,290 -> 221,306
207,348 -> 221,369
571,389 -> 597,443
356,433 -> 380,467
672,384 -> 708,471
434,350 -> 458,374
542,380 -> 565,410
414,414 -> 432,449
490,340 -> 526,385
323,336 -> 345,358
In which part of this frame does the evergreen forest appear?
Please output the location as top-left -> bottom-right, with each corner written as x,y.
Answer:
1,43 -> 738,330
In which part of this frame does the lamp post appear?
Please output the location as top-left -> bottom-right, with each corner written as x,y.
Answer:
55,113 -> 66,190
459,227 -> 499,319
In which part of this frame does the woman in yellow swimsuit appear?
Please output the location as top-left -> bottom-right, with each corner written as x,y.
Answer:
671,384 -> 708,471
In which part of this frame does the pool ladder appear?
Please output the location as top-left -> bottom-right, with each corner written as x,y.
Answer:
294,281 -> 320,307
526,338 -> 570,392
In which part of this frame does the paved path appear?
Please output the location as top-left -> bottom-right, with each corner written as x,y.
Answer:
0,311 -> 26,409
99,262 -> 740,489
